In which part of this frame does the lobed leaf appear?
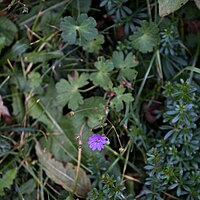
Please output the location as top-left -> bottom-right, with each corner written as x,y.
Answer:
28,72 -> 43,91
0,168 -> 17,196
90,57 -> 114,89
60,14 -> 98,45
112,51 -> 138,81
83,34 -> 105,53
112,51 -> 138,69
75,97 -> 106,128
110,86 -> 134,112
129,21 -> 160,53
56,73 -> 89,110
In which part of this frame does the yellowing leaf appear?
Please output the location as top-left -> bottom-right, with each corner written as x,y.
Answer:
194,0 -> 200,9
0,96 -> 11,118
0,95 -> 13,124
158,0 -> 189,17
35,141 -> 91,198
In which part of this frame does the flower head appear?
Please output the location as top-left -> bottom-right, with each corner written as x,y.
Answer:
88,134 -> 107,151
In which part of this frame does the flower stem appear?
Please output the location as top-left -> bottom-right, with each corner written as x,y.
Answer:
79,85 -> 97,92
72,123 -> 85,195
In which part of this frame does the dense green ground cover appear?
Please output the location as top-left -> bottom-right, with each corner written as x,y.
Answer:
0,0 -> 200,199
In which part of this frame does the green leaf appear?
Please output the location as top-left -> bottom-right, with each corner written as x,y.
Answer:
90,57 -> 114,89
35,141 -> 91,198
24,50 -> 63,63
0,168 -> 17,196
28,72 -> 43,91
74,0 -> 92,13
60,16 -> 76,44
112,51 -> 138,69
0,136 -> 11,157
112,51 -> 138,81
59,113 -> 92,160
0,16 -> 17,46
58,97 -> 106,159
27,95 -> 60,132
40,79 -> 62,120
27,95 -> 78,162
56,73 -> 89,110
37,11 -> 61,34
10,72 -> 27,91
158,0 -> 189,16
82,34 -> 104,53
76,97 -> 106,128
19,179 -> 36,195
120,68 -> 138,82
10,40 -> 29,59
0,36 -> 6,53
110,86 -> 134,112
0,40 -> 29,64
11,85 -> 24,122
129,21 -> 160,53
60,14 -> 98,45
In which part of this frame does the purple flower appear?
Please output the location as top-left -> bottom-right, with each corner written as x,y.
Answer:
88,134 -> 107,151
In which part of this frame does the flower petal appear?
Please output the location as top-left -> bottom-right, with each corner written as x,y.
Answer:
88,134 -> 107,151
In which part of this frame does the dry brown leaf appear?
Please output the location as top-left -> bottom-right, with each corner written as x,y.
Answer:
0,95 -> 13,124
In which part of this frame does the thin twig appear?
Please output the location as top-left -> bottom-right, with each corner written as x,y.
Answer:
124,174 -> 142,183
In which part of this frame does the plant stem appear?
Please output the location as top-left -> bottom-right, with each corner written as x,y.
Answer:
40,166 -> 45,200
106,141 -> 129,173
77,0 -> 80,17
72,123 -> 85,195
106,145 -> 143,174
79,85 -> 97,92
146,0 -> 152,22
156,49 -> 163,80
133,52 -> 156,111
121,141 -> 131,182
